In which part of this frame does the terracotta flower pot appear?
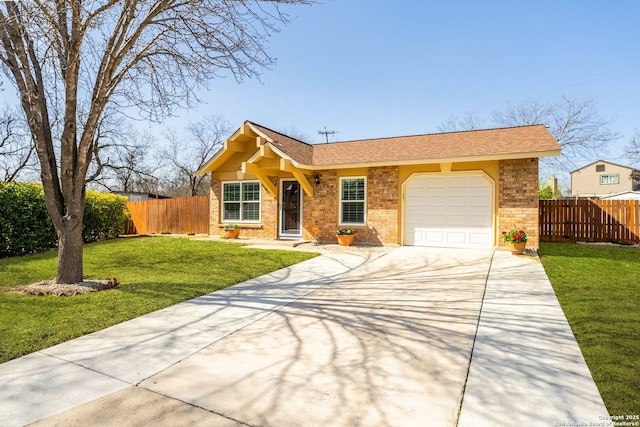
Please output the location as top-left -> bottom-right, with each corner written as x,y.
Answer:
510,241 -> 526,254
336,234 -> 355,246
224,228 -> 240,239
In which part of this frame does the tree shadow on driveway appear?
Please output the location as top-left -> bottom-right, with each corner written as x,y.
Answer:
142,248 -> 492,427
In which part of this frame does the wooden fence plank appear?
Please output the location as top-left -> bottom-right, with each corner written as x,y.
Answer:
539,199 -> 640,244
126,196 -> 210,235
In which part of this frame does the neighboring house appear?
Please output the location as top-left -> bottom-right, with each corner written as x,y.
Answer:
113,191 -> 169,201
570,160 -> 640,197
197,121 -> 560,249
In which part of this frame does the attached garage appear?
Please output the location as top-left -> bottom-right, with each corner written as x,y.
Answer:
404,173 -> 494,249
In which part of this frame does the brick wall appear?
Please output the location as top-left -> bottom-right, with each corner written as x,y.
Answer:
302,167 -> 399,245
498,158 -> 539,248
209,179 -> 221,235
364,166 -> 399,245
302,170 -> 338,242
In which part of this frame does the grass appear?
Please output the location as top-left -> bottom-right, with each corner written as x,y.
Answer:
538,242 -> 639,415
0,237 -> 317,363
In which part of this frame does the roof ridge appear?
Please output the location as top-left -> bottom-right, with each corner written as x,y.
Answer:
326,123 -> 548,145
247,121 -> 313,147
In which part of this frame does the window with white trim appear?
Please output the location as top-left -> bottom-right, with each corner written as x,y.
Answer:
600,174 -> 619,185
222,181 -> 260,222
339,177 -> 366,225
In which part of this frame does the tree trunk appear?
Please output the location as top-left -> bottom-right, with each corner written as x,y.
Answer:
56,224 -> 84,284
52,192 -> 85,284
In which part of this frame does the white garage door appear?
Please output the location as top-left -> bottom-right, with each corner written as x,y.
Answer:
405,174 -> 493,249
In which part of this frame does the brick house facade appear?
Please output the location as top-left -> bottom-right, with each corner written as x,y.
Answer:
199,122 -> 559,249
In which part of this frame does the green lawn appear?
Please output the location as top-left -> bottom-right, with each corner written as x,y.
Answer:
0,237 -> 317,363
538,242 -> 639,415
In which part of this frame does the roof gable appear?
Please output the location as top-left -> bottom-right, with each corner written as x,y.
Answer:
571,159 -> 639,175
249,123 -> 314,165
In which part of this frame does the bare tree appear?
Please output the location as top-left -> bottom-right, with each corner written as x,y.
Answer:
623,131 -> 640,165
492,97 -> 619,172
86,109 -> 159,192
162,114 -> 229,197
0,0 -> 312,283
0,105 -> 37,181
439,97 -> 618,176
278,125 -> 310,142
92,135 -> 159,193
437,111 -> 487,133
623,131 -> 640,183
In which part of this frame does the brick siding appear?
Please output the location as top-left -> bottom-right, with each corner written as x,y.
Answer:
498,158 -> 539,248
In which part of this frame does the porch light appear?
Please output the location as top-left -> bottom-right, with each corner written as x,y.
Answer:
314,174 -> 320,186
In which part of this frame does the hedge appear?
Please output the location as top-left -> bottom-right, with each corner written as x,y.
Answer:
0,182 -> 129,258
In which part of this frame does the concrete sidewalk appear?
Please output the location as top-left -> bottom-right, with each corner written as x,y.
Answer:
0,246 -> 608,426
459,251 -> 608,426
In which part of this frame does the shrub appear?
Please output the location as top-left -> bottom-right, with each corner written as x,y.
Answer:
0,183 -> 129,258
0,182 -> 57,257
83,191 -> 130,243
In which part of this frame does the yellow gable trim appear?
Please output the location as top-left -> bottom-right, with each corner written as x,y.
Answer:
281,159 -> 313,197
242,162 -> 277,198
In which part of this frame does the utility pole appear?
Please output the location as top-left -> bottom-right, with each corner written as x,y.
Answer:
318,126 -> 337,143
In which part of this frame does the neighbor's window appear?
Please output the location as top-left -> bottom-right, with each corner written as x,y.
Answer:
600,174 -> 619,185
222,181 -> 260,222
340,177 -> 366,225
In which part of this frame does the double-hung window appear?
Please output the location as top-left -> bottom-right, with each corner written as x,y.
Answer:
600,174 -> 619,185
222,181 -> 260,222
339,177 -> 366,225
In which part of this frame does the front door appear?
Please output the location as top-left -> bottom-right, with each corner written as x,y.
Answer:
280,180 -> 302,238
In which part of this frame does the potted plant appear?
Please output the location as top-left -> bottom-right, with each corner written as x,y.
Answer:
501,228 -> 527,254
224,224 -> 240,239
336,228 -> 356,246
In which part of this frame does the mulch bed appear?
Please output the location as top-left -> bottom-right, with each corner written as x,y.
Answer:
14,278 -> 119,296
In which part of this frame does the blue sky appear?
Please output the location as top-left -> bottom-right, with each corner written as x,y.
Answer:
164,0 -> 639,167
1,1 -> 638,171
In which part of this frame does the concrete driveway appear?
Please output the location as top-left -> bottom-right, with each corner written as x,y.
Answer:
140,247 -> 489,427
1,246 -> 607,426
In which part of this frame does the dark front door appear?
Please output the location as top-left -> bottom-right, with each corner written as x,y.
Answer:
281,180 -> 301,237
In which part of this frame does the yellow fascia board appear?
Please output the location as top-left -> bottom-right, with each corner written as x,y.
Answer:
303,149 -> 562,171
247,144 -> 277,164
242,162 -> 277,198
195,144 -> 232,174
281,159 -> 313,197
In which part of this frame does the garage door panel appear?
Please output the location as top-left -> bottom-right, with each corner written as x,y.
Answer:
446,232 -> 467,244
405,174 -> 493,249
469,232 -> 491,246
425,231 -> 445,244
470,195 -> 490,207
448,214 -> 468,226
428,217 -> 448,227
448,176 -> 468,187
427,198 -> 446,208
427,177 -> 446,188
448,196 -> 468,207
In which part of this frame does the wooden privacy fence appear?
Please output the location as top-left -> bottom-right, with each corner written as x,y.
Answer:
539,199 -> 640,244
126,196 -> 210,235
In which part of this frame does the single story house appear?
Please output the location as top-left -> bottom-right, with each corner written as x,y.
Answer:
197,121 -> 560,249
570,160 -> 640,197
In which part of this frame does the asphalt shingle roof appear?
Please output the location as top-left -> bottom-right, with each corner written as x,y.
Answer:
248,122 -> 559,167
